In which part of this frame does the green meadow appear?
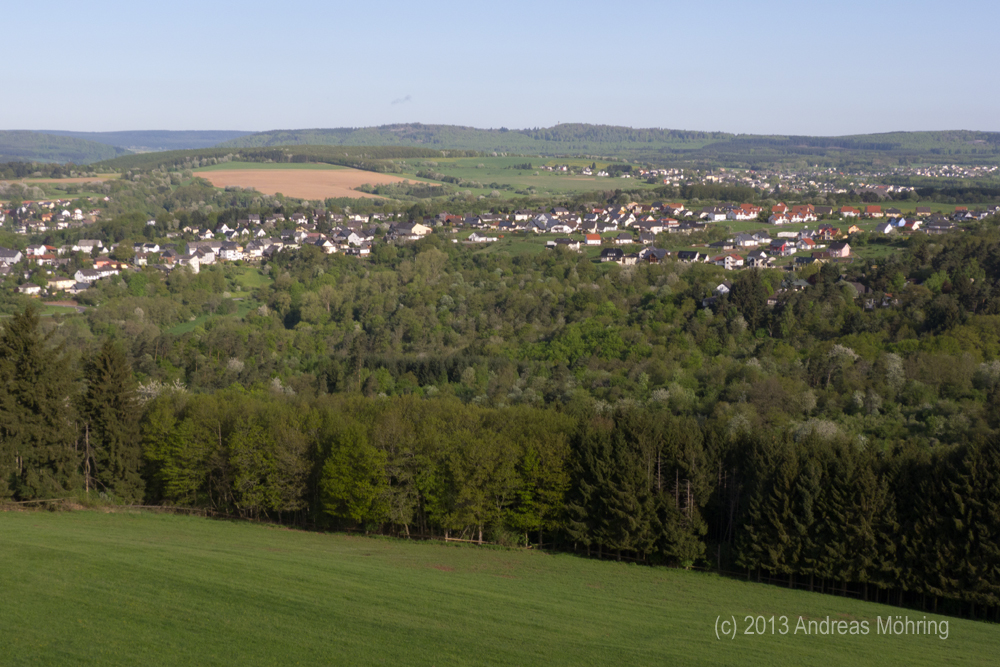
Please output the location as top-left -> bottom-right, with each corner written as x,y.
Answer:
0,510 -> 993,666
193,161 -> 346,172
394,156 -> 664,198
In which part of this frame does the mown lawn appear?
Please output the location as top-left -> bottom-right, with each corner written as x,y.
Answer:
0,511 -> 994,666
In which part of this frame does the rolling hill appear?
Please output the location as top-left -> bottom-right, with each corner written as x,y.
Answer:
0,510 -> 993,666
18,123 -> 1000,168
219,124 -> 1000,165
0,130 -> 129,164
42,129 -> 254,152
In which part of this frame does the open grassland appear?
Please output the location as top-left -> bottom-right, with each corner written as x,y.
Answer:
396,156 -> 663,198
193,161 -> 346,172
194,164 -> 439,200
0,510 -> 993,666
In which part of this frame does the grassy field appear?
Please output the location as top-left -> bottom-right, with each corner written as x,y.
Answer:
230,265 -> 273,290
166,313 -> 214,335
38,304 -> 81,316
394,156 -> 663,199
193,161 -> 346,172
0,510 -> 993,666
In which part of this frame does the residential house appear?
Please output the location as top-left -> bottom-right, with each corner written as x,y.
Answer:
310,237 -> 337,254
467,232 -> 498,243
176,255 -> 201,274
828,242 -> 851,258
925,220 -> 958,235
746,249 -> 772,268
599,248 -> 624,263
676,251 -> 708,263
549,238 -> 581,251
638,248 -> 670,264
769,240 -> 795,257
712,254 -> 744,270
48,276 -> 77,292
75,240 -> 103,254
816,225 -> 841,241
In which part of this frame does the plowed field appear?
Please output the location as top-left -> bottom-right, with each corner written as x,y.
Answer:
196,167 -> 435,199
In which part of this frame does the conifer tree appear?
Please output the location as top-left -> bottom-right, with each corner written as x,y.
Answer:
566,422 -> 614,556
80,339 -> 143,503
0,307 -> 79,500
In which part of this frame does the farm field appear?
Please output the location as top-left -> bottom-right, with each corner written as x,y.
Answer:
193,162 -> 439,200
0,510 -> 993,666
395,156 -> 664,198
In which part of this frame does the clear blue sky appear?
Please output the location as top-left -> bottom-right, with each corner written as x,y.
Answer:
9,0 -> 1000,136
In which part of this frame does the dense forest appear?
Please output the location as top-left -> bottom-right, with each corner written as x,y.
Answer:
0,131 -> 128,164
4,220 -> 1000,621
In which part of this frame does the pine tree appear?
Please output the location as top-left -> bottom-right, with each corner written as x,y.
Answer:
566,420 -> 614,557
0,307 -> 79,500
80,339 -> 143,503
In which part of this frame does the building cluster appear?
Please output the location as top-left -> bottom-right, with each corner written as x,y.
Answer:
4,198 -> 105,235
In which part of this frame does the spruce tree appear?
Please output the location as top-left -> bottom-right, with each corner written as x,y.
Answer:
0,307 -> 79,500
80,339 -> 143,503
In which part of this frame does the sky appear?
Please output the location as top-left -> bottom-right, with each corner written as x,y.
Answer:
8,0 -> 1000,136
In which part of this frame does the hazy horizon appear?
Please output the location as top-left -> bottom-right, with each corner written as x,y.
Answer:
11,124 -> 1000,139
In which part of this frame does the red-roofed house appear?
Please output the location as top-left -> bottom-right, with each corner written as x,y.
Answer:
712,253 -> 744,270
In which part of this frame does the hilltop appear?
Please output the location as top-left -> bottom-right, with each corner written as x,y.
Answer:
220,124 -> 1000,166
0,130 -> 129,164
41,130 -> 254,153
0,130 -> 255,165
8,124 -> 1000,168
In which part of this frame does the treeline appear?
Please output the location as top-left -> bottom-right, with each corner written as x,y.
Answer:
516,124 -> 729,145
0,130 -> 127,165
95,145 -> 446,173
0,161 -> 93,180
734,432 -> 1000,617
3,304 -> 999,620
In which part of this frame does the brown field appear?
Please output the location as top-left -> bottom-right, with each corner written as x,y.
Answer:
195,168 -> 438,200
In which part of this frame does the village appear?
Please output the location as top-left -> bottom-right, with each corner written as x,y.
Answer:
2,190 -> 998,300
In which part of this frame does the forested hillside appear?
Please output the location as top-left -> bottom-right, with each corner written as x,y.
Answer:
42,130 -> 253,152
9,124 -> 1000,167
0,131 -> 128,164
219,124 -> 1000,166
4,221 -> 1000,620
